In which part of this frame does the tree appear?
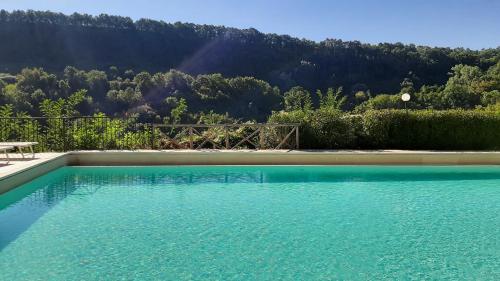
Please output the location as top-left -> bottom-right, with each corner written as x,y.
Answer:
197,111 -> 237,124
106,87 -> 142,111
414,85 -> 445,109
40,89 -> 87,117
481,90 -> 500,107
0,9 -> 497,101
162,70 -> 195,99
354,91 -> 369,105
317,87 -> 347,110
400,77 -> 416,95
170,98 -> 188,124
192,74 -> 230,100
442,64 -> 484,109
227,76 -> 281,118
16,68 -> 57,97
1,84 -> 32,112
355,94 -> 402,111
283,86 -> 312,111
86,70 -> 109,101
134,72 -> 154,96
64,66 -> 88,94
123,69 -> 135,80
108,66 -> 120,80
484,61 -> 500,91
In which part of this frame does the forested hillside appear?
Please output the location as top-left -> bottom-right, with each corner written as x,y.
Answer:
0,9 -> 498,96
0,10 -> 499,150
0,10 -> 499,124
1,60 -> 499,121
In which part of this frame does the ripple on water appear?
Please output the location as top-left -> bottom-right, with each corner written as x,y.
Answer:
0,166 -> 499,280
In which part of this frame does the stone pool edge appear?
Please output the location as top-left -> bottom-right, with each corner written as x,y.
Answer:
1,150 -> 500,194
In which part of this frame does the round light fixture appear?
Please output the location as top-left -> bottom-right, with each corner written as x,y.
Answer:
401,93 -> 411,102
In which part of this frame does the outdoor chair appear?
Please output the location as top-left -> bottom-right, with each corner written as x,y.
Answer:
0,145 -> 13,164
0,142 -> 38,158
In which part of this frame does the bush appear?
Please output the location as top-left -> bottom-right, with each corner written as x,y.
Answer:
268,109 -> 358,149
363,110 -> 500,150
268,109 -> 500,150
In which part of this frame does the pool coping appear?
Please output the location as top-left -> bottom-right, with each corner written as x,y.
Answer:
1,150 -> 500,194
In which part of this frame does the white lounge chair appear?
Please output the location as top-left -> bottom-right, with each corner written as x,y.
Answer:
0,145 -> 13,164
0,142 -> 38,158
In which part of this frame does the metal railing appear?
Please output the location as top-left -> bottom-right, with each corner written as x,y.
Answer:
0,117 -> 299,152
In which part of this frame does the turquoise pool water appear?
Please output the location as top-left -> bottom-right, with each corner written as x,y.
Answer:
1,166 -> 499,280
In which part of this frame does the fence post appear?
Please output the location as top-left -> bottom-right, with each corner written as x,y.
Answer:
150,123 -> 155,150
259,126 -> 264,150
295,125 -> 300,150
225,126 -> 230,149
189,126 -> 194,149
62,117 -> 68,152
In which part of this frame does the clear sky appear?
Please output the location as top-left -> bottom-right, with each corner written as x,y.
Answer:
3,0 -> 499,49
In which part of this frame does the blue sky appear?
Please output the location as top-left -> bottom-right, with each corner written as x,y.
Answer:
3,0 -> 499,49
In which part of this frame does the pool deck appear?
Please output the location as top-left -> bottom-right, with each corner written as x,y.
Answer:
0,152 -> 66,177
1,150 -> 499,194
0,152 -> 68,194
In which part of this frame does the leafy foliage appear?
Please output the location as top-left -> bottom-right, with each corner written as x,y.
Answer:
0,10 -> 498,97
317,88 -> 347,110
269,109 -> 500,150
0,10 -> 499,151
284,87 -> 312,111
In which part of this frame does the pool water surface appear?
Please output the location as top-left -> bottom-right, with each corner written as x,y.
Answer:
0,166 -> 499,280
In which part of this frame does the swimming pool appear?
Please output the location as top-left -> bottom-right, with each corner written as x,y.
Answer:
1,166 -> 499,280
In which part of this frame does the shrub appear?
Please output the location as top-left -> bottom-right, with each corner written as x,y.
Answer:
268,109 -> 358,149
269,109 -> 500,150
362,110 -> 500,150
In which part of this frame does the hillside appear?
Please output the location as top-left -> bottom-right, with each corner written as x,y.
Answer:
0,9 -> 498,96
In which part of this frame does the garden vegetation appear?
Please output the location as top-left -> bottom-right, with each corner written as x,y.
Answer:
0,10 -> 499,150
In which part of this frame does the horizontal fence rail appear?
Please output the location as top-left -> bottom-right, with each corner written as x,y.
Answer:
0,117 -> 299,152
152,124 -> 299,150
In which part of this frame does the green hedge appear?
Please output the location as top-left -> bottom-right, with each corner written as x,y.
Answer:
268,108 -> 357,149
269,109 -> 500,150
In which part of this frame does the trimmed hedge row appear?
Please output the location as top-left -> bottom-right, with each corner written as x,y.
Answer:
269,109 -> 500,150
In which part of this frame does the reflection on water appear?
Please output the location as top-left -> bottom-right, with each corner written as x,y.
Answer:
1,165 -> 500,250
3,165 -> 500,208
58,165 -> 500,187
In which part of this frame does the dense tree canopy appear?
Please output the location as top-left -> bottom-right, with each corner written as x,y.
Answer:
0,10 -> 499,123
0,9 -> 498,97
0,11 -> 499,152
0,67 -> 283,121
1,60 -> 499,122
